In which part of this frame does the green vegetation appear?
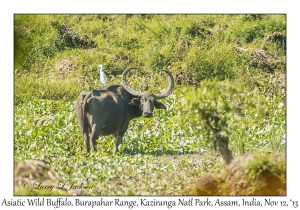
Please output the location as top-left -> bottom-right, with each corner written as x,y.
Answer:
14,14 -> 285,104
15,187 -> 70,196
14,14 -> 286,195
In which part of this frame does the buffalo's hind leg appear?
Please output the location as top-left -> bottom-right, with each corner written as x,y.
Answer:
83,120 -> 90,152
74,93 -> 91,152
77,118 -> 91,152
90,123 -> 102,152
88,97 -> 104,152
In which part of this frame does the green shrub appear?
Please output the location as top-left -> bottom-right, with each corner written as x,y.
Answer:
177,79 -> 286,155
14,15 -> 63,72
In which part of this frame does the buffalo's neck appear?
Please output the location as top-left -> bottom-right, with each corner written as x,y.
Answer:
132,105 -> 143,118
126,93 -> 143,118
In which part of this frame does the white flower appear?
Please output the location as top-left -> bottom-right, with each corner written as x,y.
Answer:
179,141 -> 185,147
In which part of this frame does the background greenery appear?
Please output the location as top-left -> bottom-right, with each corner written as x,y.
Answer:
14,14 -> 286,195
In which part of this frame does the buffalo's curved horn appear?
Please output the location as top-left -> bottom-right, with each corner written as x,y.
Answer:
122,67 -> 144,97
153,69 -> 174,99
122,68 -> 175,99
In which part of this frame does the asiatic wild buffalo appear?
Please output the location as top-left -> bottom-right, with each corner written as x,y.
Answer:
74,68 -> 174,152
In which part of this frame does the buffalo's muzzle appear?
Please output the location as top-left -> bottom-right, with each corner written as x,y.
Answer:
143,112 -> 153,117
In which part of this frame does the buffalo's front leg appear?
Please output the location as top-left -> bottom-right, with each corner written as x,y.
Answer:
114,123 -> 129,152
114,134 -> 123,152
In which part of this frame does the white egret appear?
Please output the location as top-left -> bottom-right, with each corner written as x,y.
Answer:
99,64 -> 106,86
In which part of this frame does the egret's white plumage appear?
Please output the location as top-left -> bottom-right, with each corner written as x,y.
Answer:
99,64 -> 106,86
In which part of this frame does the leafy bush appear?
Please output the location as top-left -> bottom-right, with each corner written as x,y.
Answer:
14,15 -> 62,72
177,79 -> 286,155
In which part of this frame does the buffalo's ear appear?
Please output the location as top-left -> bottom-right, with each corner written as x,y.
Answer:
129,98 -> 140,106
154,101 -> 167,110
